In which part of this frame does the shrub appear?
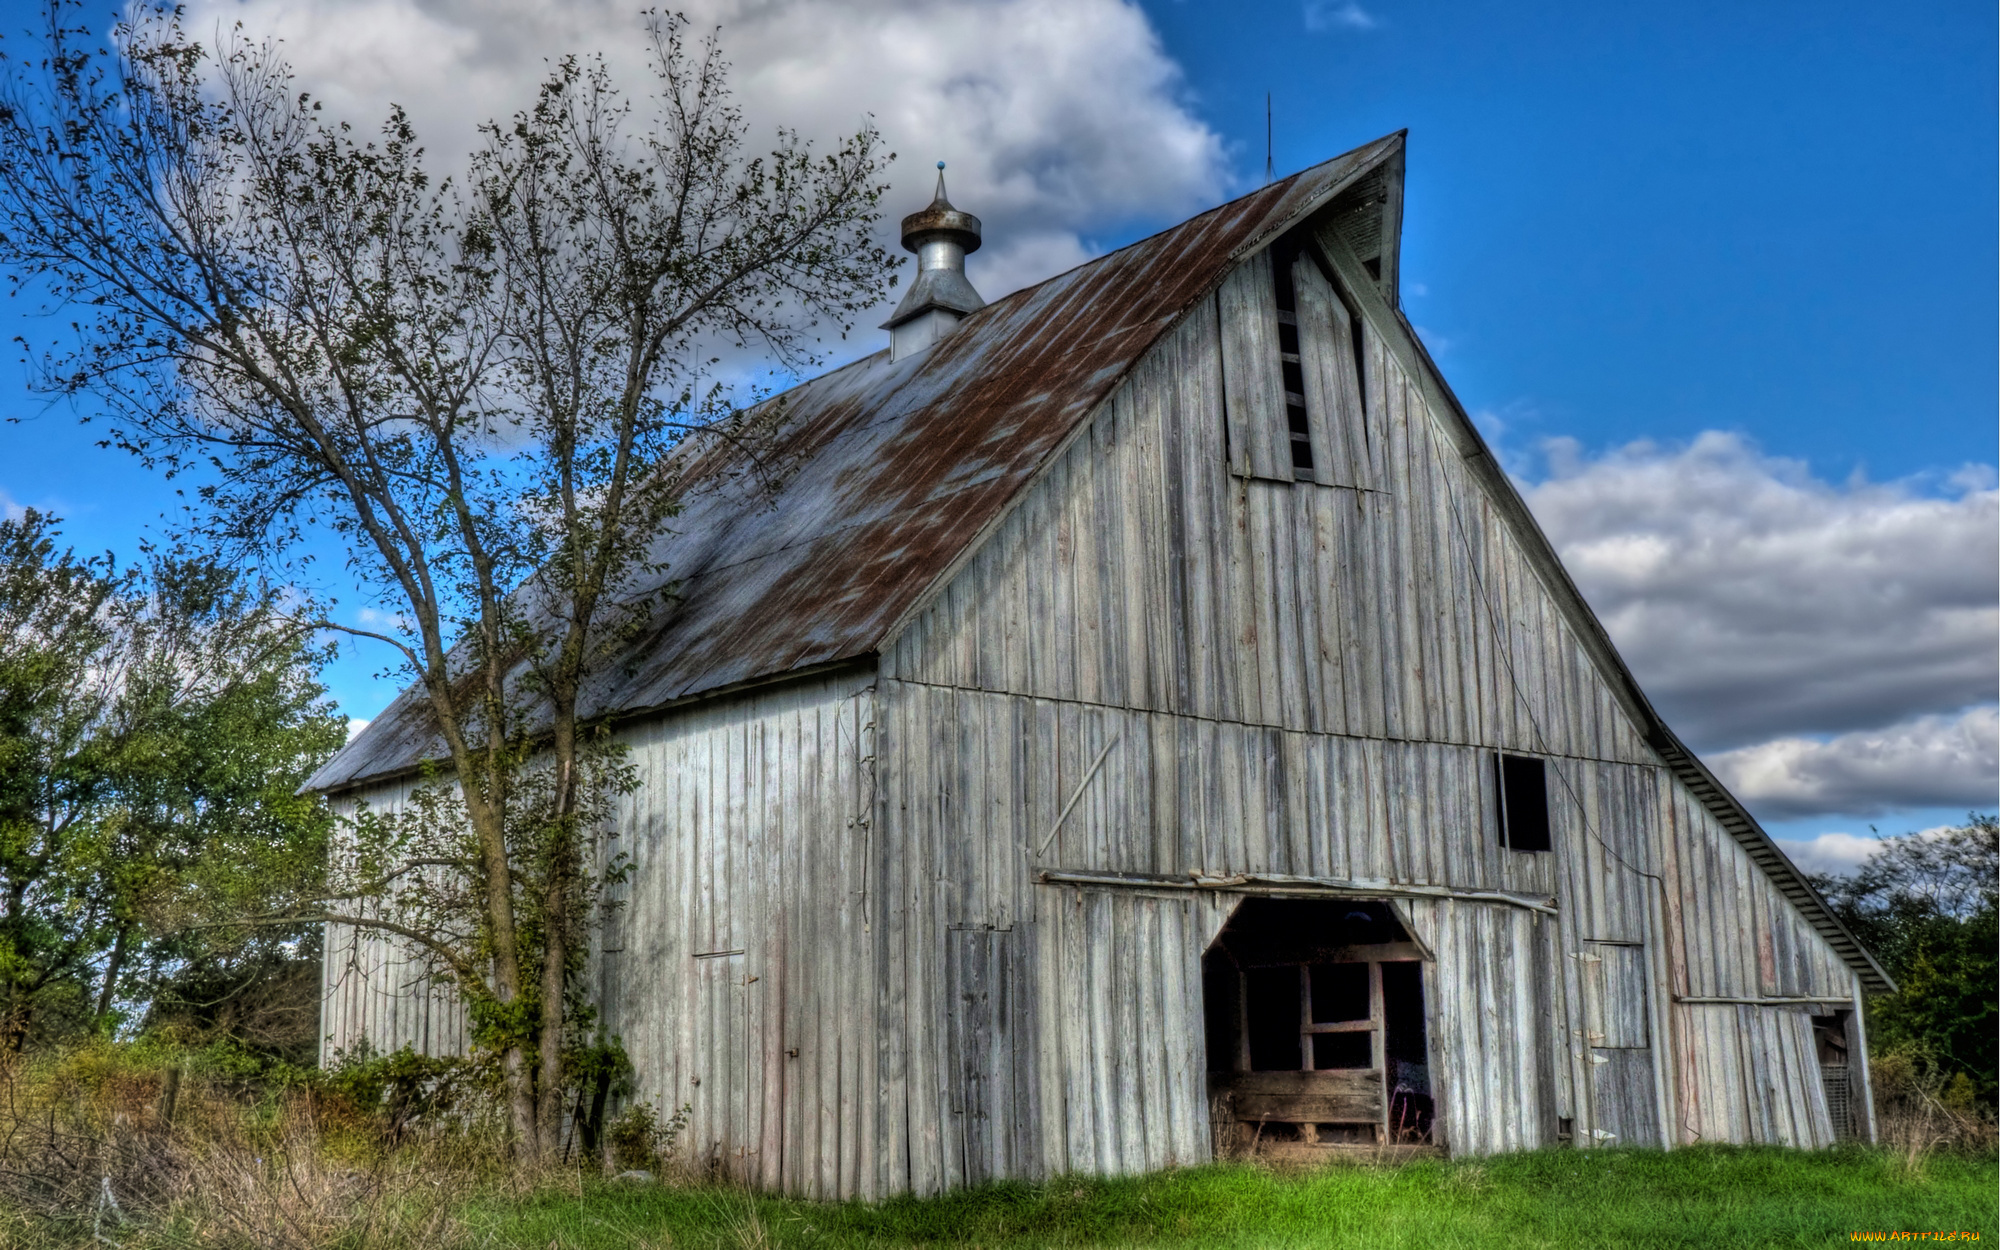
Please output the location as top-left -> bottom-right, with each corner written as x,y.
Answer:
604,1100 -> 691,1176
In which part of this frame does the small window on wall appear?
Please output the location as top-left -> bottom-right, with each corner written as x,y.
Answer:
1495,753 -> 1551,852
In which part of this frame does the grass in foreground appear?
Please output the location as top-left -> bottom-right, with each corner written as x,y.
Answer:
467,1147 -> 1998,1250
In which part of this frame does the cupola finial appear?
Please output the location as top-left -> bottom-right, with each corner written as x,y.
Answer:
882,160 -> 986,361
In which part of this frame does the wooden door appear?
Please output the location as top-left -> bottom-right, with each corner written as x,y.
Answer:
1581,941 -> 1660,1146
945,927 -> 1031,1185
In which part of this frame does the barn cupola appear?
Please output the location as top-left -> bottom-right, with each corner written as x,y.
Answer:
882,163 -> 985,362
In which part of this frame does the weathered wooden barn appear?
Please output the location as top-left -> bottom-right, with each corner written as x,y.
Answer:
311,132 -> 1891,1197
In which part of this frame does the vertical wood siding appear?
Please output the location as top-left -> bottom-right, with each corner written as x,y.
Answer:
320,780 -> 471,1063
1293,254 -> 1375,489
882,295 -> 1656,770
1396,899 -> 1562,1155
1218,250 -> 1292,482
323,672 -> 880,1197
1656,782 -> 1848,1147
876,251 -> 1859,1176
596,672 -> 878,1196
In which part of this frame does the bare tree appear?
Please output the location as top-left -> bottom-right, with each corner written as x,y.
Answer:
0,2 -> 896,1158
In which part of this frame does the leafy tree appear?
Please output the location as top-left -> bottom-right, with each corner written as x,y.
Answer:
1811,814 -> 1998,1104
0,509 -> 342,1050
0,4 -> 895,1155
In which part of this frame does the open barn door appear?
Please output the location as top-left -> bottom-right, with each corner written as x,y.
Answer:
1203,898 -> 1435,1159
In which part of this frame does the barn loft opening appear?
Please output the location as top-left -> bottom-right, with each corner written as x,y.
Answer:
1203,897 -> 1433,1152
1268,237 -> 1316,474
1496,753 -> 1553,852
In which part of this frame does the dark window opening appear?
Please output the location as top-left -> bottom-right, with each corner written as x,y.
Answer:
1202,949 -> 1241,1073
1311,1031 -> 1372,1070
1382,960 -> 1434,1139
1270,243 -> 1315,473
1496,753 -> 1552,852
1810,1011 -> 1851,1065
1245,966 -> 1303,1072
1309,962 -> 1369,1023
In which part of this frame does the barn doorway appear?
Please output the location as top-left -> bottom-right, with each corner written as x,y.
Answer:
1811,1009 -> 1856,1141
1202,898 -> 1433,1157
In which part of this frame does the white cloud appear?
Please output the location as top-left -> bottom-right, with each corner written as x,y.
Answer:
0,490 -> 22,522
1777,822 -> 1967,877
1710,707 -> 1997,820
1411,324 -> 1453,354
1304,1 -> 1380,32
345,717 -> 370,742
1523,431 -> 1998,750
354,606 -> 413,632
185,0 -> 1227,307
1774,831 -> 1891,877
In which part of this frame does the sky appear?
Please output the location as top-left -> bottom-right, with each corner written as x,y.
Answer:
0,0 -> 1992,873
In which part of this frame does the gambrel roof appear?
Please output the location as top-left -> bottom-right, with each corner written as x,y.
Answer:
309,133 -> 1890,992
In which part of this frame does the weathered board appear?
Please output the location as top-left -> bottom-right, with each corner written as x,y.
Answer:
1292,253 -> 1374,489
1212,1069 -> 1385,1122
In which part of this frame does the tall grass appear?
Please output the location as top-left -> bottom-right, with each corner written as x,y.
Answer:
0,1038 -> 528,1249
0,1041 -> 1989,1248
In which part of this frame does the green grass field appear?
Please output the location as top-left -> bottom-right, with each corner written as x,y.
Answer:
466,1147 -> 1997,1249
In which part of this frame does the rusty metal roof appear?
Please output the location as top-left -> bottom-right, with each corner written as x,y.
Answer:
306,134 -> 1406,792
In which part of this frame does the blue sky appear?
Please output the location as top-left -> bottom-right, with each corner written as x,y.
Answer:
0,0 -> 1991,867
1140,0 -> 1995,481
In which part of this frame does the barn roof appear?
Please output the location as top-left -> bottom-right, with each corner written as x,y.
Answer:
306,131 -> 1890,993
308,134 -> 1407,793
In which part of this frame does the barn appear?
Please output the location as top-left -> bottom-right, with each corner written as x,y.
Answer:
310,131 -> 1892,1197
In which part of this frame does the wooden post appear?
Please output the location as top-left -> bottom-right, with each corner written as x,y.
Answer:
156,1066 -> 181,1130
1370,960 -> 1387,1142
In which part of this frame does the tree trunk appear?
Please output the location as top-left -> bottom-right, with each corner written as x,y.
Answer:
462,780 -> 539,1160
536,722 -> 579,1159
94,922 -> 132,1026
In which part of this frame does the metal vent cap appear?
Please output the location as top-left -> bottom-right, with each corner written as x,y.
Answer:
901,165 -> 981,255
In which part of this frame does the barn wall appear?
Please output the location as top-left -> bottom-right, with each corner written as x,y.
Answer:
877,249 -> 1861,1176
883,294 -> 1655,768
319,670 -> 884,1197
1656,781 -> 1847,1147
592,669 -> 879,1197
875,677 -> 1674,1182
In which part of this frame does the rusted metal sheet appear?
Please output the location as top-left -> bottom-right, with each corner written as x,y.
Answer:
307,135 -> 1407,792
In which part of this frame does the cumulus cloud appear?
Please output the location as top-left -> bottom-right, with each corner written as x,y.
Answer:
1709,707 -> 1997,820
1774,831 -> 1893,877
1523,432 -> 1998,751
1777,822 -> 1972,877
184,0 -> 1227,306
345,718 -> 370,743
